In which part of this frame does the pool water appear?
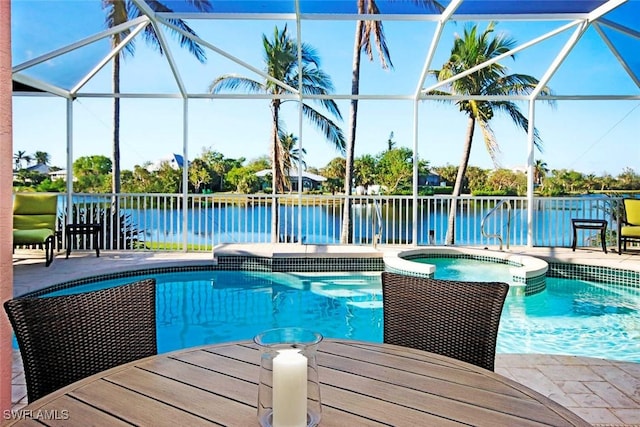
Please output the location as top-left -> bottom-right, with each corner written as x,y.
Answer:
414,257 -> 514,283
44,266 -> 640,363
501,277 -> 640,359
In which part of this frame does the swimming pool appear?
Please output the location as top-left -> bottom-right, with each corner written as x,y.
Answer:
42,266 -> 640,363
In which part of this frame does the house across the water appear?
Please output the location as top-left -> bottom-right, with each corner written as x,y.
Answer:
255,169 -> 327,192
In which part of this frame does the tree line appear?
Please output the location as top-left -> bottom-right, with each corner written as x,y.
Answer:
13,147 -> 640,196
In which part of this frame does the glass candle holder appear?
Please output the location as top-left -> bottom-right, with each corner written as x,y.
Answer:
254,328 -> 323,427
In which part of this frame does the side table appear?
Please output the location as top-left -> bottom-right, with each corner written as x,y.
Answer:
571,219 -> 608,253
65,223 -> 102,258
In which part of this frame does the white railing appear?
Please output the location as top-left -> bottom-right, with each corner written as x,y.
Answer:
53,193 -> 625,252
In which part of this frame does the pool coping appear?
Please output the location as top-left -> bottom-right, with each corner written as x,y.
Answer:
16,245 -> 640,299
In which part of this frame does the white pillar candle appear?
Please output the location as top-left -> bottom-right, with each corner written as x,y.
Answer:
272,348 -> 308,427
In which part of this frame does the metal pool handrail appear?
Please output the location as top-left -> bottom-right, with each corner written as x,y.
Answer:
481,199 -> 511,251
373,198 -> 383,248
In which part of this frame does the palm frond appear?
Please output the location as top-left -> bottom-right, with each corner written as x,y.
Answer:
491,101 -> 543,151
477,119 -> 501,168
301,104 -> 346,154
429,21 -> 550,159
299,42 -> 321,69
208,75 -> 265,94
361,0 -> 393,69
161,18 -> 207,62
137,0 -> 211,63
184,0 -> 213,12
103,0 -> 135,56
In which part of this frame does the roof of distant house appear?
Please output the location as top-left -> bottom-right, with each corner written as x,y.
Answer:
147,153 -> 186,172
255,169 -> 326,182
25,163 -> 50,174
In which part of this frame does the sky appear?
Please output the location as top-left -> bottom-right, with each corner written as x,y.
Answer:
10,1 -> 640,177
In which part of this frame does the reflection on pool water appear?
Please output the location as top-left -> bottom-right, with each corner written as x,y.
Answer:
413,257 -> 514,283
44,263 -> 640,363
500,277 -> 640,360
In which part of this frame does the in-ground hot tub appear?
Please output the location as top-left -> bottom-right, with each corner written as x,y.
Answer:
384,247 -> 548,296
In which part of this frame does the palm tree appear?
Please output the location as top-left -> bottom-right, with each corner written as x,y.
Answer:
534,159 -> 549,186
341,0 -> 393,243
33,151 -> 50,166
280,131 -> 307,171
13,150 -> 27,170
386,131 -> 396,151
428,22 -> 552,245
209,25 -> 345,242
102,0 -> 211,196
341,0 -> 442,244
279,131 -> 308,192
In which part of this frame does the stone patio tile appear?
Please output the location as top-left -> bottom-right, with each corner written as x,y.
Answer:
516,353 -> 565,366
11,384 -> 27,406
505,367 -> 577,407
590,365 -> 640,403
613,408 -> 640,424
494,354 -> 526,368
561,380 -> 592,394
11,371 -> 24,384
552,355 -> 612,366
494,367 -> 515,380
570,407 -> 624,425
538,364 -> 604,382
585,381 -> 639,408
618,362 -> 640,377
568,392 -> 611,407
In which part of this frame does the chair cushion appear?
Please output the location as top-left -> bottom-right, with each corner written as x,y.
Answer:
13,194 -> 58,215
13,228 -> 55,245
623,199 -> 640,226
621,225 -> 640,238
13,214 -> 57,230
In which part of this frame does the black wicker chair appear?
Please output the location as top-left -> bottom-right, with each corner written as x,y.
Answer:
4,278 -> 157,402
381,272 -> 509,371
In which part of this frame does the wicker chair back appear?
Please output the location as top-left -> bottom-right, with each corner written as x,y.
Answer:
4,279 -> 157,402
381,272 -> 508,371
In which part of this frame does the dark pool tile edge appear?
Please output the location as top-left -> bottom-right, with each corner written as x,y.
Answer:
19,256 -> 386,297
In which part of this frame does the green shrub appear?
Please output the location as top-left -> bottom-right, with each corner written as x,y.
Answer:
431,186 -> 453,195
471,189 -> 517,196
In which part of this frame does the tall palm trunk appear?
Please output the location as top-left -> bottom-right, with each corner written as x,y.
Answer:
445,116 -> 475,245
270,101 -> 281,243
111,53 -> 121,247
341,19 -> 365,244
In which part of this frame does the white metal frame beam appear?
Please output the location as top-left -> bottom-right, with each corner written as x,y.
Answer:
12,16 -> 149,73
12,1 -> 636,100
158,18 -> 299,95
70,21 -> 149,96
421,20 -> 582,98
594,22 -> 640,88
131,0 -> 189,98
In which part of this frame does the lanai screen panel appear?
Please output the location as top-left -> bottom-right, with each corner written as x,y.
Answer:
11,0 -> 640,95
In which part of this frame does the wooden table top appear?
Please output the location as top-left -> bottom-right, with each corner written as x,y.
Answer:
4,340 -> 589,426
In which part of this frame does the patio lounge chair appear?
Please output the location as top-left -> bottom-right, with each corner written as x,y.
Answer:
381,271 -> 509,371
618,198 -> 640,254
4,279 -> 157,402
13,193 -> 59,266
